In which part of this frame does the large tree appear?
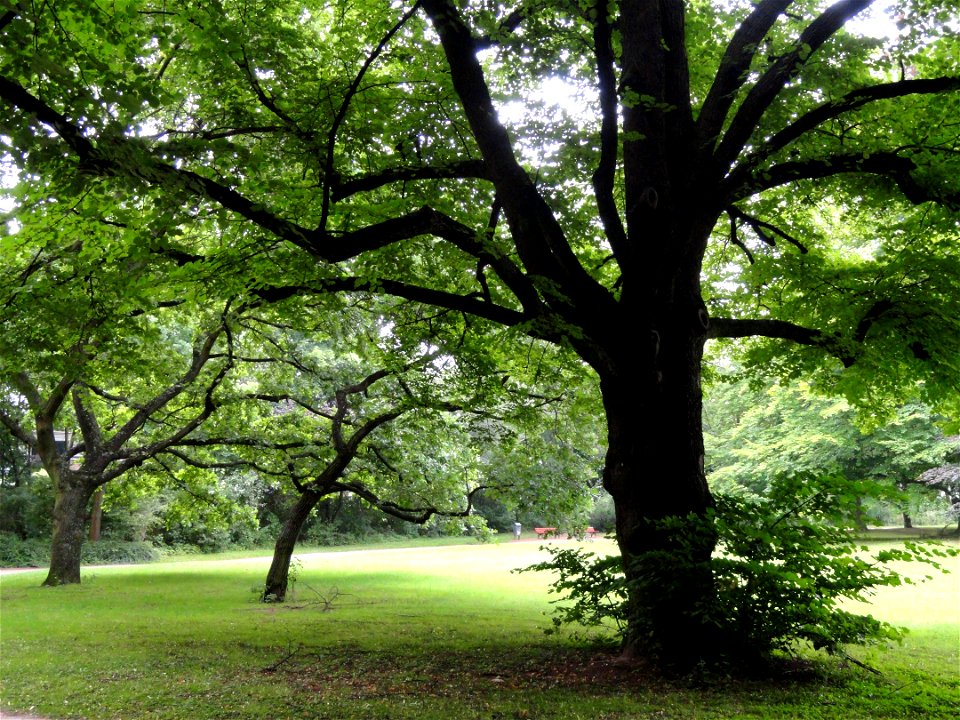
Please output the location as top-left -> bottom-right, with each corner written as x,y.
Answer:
1,0 -> 957,666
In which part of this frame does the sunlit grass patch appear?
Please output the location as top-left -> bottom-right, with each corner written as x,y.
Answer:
1,539 -> 957,719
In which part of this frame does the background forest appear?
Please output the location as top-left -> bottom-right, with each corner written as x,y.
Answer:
3,370 -> 957,567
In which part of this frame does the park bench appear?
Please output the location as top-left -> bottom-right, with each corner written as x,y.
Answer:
533,527 -> 599,539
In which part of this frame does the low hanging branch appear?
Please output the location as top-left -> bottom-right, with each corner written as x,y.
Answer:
727,210 -> 755,264
709,295 -> 936,368
333,478 -> 486,525
331,159 -> 489,202
707,316 -> 857,367
726,206 -> 809,256
732,151 -> 960,210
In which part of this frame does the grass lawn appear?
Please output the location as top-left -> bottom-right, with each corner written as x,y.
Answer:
1,536 -> 958,719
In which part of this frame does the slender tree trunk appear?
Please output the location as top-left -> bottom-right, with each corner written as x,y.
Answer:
43,474 -> 96,586
895,482 -> 912,529
262,488 -> 324,602
854,496 -> 868,531
89,487 -> 104,541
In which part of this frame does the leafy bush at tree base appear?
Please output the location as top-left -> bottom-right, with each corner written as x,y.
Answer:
522,473 -> 958,670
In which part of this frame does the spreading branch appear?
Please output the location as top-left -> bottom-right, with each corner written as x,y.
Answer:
319,1 -> 424,229
707,316 -> 856,366
103,321 -> 230,456
588,0 -> 628,265
474,5 -> 528,48
100,335 -> 235,483
733,151 -> 960,209
332,160 -> 489,202
0,404 -> 35,447
746,76 -> 960,168
727,211 -> 755,264
697,0 -> 795,148
0,74 -> 556,316
154,125 -> 286,141
709,302 -> 937,368
236,47 -> 304,135
713,0 -> 875,174
726,207 -> 808,254
250,277 -> 532,333
420,0 -> 611,317
0,74 -> 320,250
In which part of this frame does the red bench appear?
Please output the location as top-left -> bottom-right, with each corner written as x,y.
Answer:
534,527 -> 599,539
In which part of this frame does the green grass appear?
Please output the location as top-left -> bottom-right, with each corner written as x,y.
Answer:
2,538 -> 958,719
154,532 -> 497,564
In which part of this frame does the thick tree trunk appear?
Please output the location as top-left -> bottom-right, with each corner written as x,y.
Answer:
43,475 -> 96,586
262,488 -> 323,602
598,303 -> 720,670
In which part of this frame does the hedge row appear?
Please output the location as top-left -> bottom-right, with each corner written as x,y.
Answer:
0,533 -> 160,568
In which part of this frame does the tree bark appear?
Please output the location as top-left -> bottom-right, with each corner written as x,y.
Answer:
43,473 -> 96,586
262,488 -> 324,602
89,487 -> 104,541
598,301 -> 719,670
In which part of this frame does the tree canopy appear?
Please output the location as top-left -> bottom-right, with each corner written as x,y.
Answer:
2,0 -> 958,669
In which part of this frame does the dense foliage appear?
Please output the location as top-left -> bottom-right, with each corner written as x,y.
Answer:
704,377 -> 959,527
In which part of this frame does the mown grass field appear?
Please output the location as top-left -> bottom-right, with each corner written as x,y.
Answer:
1,535 -> 958,719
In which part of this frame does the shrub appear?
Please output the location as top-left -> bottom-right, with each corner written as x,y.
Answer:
521,473 -> 958,667
0,534 -> 160,567
518,546 -> 626,643
158,524 -> 234,553
0,475 -> 54,540
303,523 -> 362,547
0,531 -> 49,567
80,540 -> 160,565
588,491 -> 616,534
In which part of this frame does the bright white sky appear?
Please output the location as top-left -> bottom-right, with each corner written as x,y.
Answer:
846,1 -> 900,39
0,140 -> 14,227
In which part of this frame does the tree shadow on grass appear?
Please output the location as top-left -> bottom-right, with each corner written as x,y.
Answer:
255,642 -> 844,700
